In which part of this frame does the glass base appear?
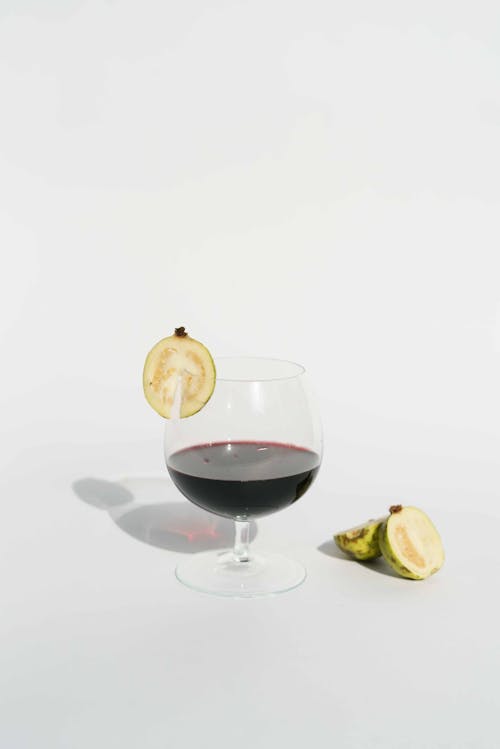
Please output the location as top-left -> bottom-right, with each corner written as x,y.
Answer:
175,549 -> 306,598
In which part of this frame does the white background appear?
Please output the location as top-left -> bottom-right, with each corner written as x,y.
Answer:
1,2 -> 499,748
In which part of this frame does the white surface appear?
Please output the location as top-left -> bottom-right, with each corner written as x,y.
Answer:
2,467 -> 499,749
1,1 -> 499,747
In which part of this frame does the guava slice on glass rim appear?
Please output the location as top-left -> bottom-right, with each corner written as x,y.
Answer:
143,327 -> 216,418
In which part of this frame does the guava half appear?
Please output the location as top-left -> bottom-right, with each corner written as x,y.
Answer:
378,505 -> 444,580
334,517 -> 386,561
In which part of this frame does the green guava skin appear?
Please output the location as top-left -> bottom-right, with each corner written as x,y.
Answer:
334,519 -> 385,561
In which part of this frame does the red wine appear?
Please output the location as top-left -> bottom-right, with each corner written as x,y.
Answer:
167,441 -> 320,520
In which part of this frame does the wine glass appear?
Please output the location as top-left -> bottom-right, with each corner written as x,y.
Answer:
164,357 -> 322,597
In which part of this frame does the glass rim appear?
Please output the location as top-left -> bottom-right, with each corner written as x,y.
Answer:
213,356 -> 306,383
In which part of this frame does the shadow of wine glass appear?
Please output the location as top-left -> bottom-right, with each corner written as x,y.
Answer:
317,539 -> 400,578
72,476 -> 257,554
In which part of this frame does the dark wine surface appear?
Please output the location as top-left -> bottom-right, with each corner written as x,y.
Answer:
167,441 -> 320,520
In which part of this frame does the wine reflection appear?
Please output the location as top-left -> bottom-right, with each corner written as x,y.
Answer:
72,476 -> 257,553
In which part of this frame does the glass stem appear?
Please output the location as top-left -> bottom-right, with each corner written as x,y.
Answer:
233,520 -> 250,563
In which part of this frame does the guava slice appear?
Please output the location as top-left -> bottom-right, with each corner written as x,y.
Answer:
143,327 -> 216,418
378,505 -> 444,580
334,517 -> 386,560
